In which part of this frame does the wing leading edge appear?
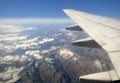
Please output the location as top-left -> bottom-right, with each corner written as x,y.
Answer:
63,9 -> 120,82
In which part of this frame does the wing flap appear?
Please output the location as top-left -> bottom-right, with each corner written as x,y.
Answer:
72,37 -> 101,48
109,52 -> 120,79
80,70 -> 119,82
65,25 -> 83,31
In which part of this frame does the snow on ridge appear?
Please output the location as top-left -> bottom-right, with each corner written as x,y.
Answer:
45,58 -> 54,64
58,48 -> 79,61
67,32 -> 74,37
95,59 -> 103,71
59,49 -> 74,59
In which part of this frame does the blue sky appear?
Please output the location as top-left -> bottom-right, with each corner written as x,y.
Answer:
0,0 -> 120,24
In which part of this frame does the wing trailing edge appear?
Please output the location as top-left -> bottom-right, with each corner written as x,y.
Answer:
80,70 -> 119,83
72,37 -> 101,48
65,25 -> 101,48
65,25 -> 83,31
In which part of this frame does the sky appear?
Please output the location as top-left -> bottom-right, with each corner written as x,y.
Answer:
0,0 -> 120,24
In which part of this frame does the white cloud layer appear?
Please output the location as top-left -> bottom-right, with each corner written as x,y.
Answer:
0,25 -> 34,33
0,24 -> 54,62
15,37 -> 54,50
0,67 -> 24,82
25,50 -> 43,59
0,18 -> 73,24
0,35 -> 28,42
41,46 -> 60,54
39,38 -> 54,44
0,55 -> 31,62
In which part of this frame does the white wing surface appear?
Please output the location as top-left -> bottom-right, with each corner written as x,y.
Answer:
63,9 -> 120,82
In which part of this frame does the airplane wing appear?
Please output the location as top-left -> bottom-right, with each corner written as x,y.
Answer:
63,9 -> 120,82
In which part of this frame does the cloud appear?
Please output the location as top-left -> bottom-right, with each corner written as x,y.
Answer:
0,55 -> 30,62
0,35 -> 28,42
0,50 -> 43,63
0,36 -> 40,51
15,43 -> 39,50
41,46 -> 60,54
15,37 -> 40,50
2,55 -> 19,62
0,25 -> 34,33
0,18 -> 73,24
39,38 -> 54,44
25,50 -> 43,59
0,35 -> 54,53
20,37 -> 39,43
0,25 -> 55,63
15,43 -> 31,49
0,25 -> 22,33
0,24 -> 39,53
15,37 -> 54,50
0,67 -> 24,82
0,34 -> 29,52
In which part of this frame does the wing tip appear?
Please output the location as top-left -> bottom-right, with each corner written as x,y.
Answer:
63,9 -> 73,12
